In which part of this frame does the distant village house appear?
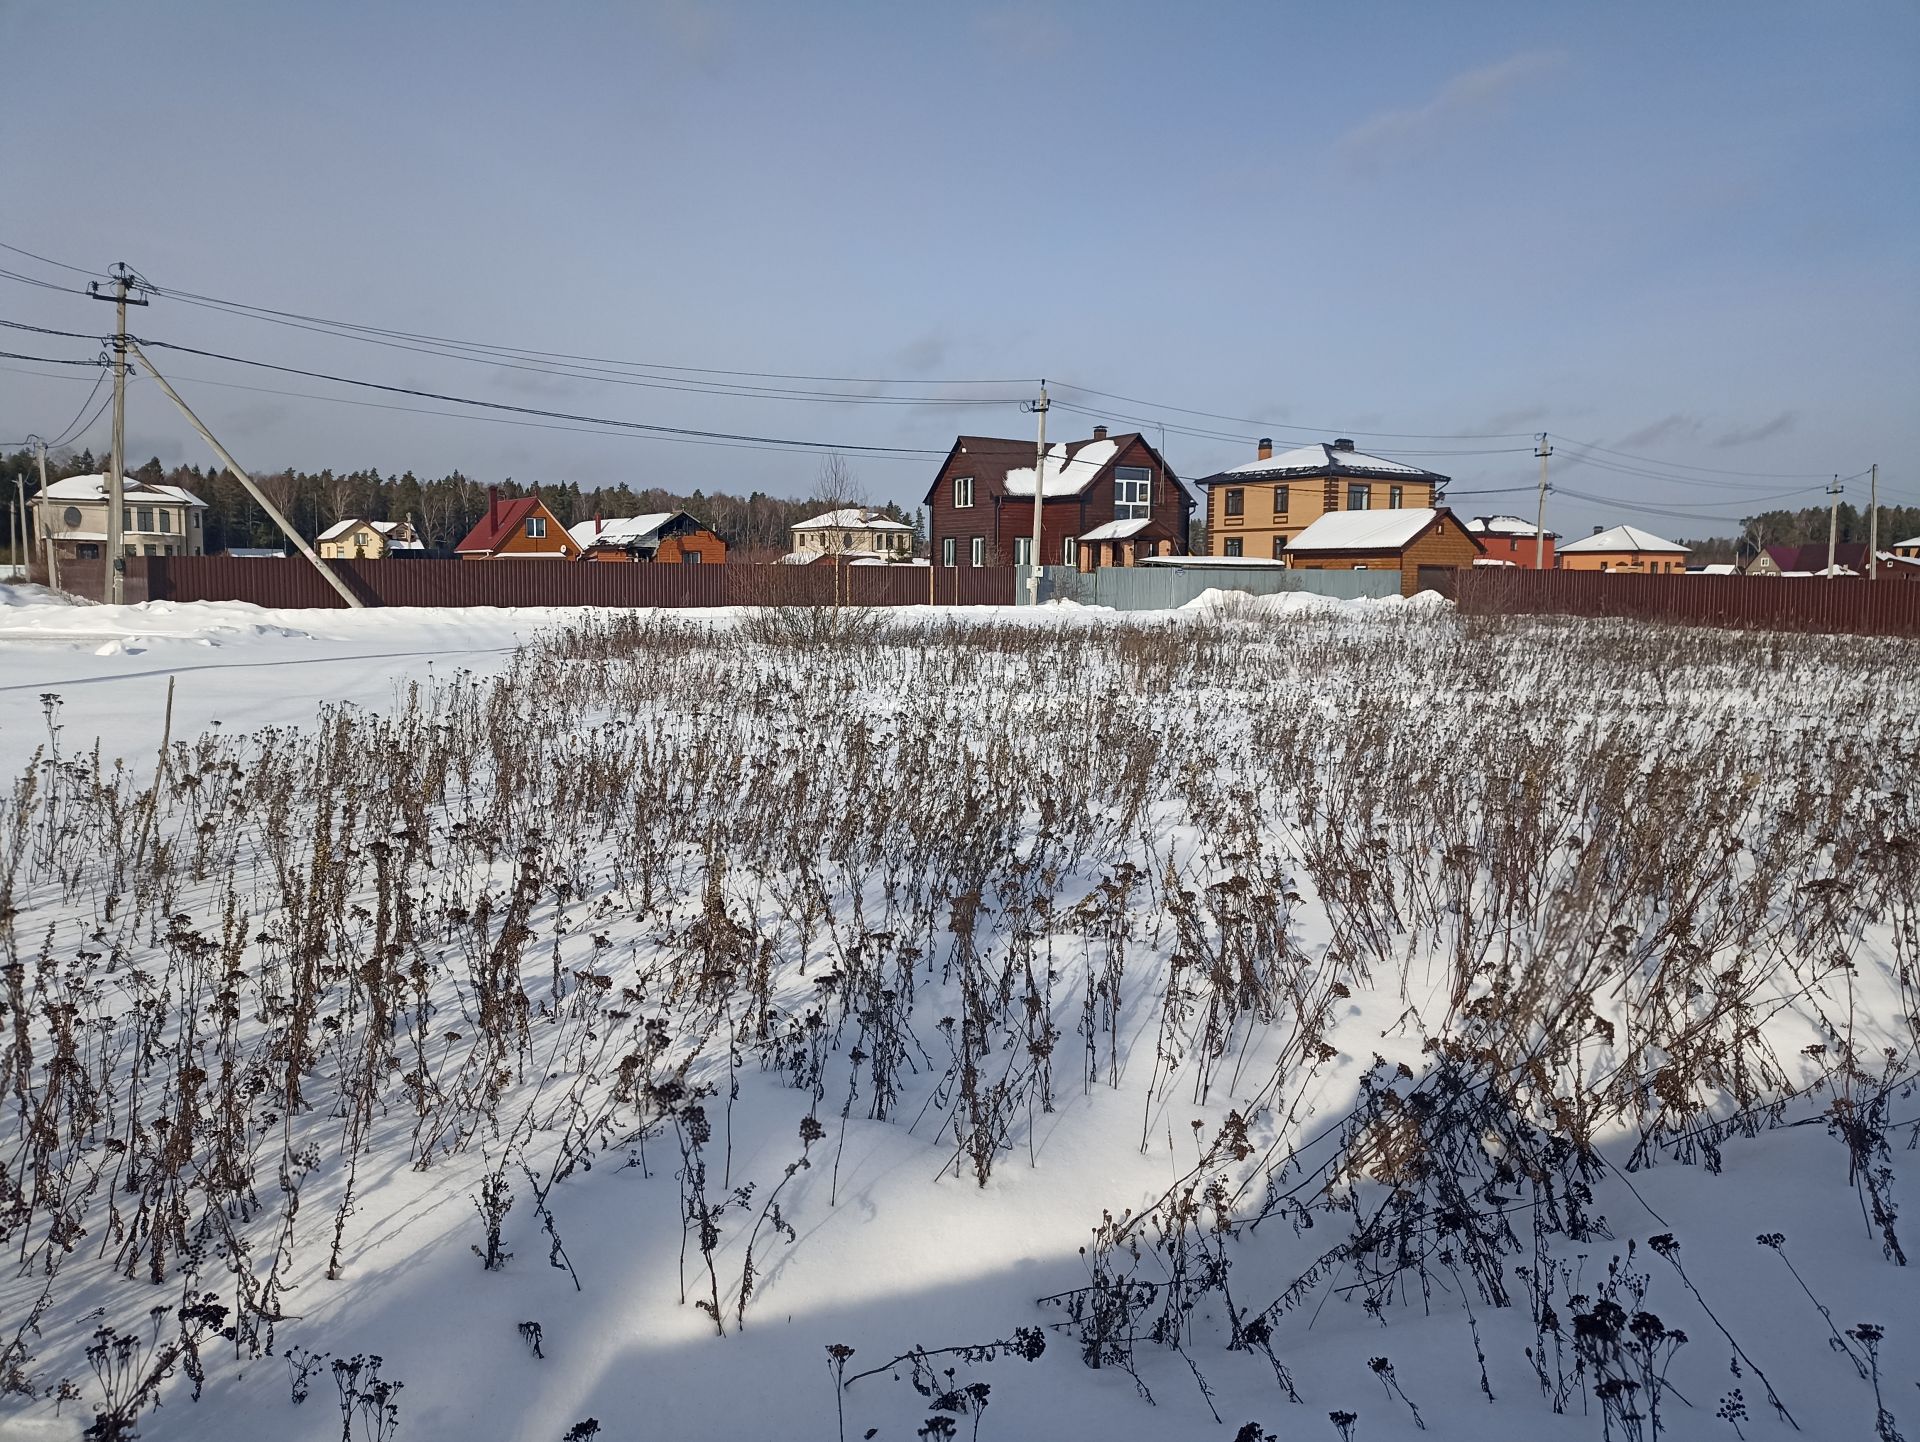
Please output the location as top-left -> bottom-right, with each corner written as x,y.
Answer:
316,518 -> 425,560
789,508 -> 914,561
1282,507 -> 1482,595
567,511 -> 727,563
926,427 -> 1191,570
35,474 -> 207,561
454,489 -> 578,561
1558,525 -> 1690,574
1195,439 -> 1447,560
1465,515 -> 1558,569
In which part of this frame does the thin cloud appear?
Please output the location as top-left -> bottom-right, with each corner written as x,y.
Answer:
1339,50 -> 1566,173
976,6 -> 1069,61
1713,411 -> 1796,448
1615,414 -> 1702,450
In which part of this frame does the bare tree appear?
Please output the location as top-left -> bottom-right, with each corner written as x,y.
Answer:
794,453 -> 872,563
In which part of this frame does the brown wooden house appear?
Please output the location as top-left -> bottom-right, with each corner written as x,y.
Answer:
566,511 -> 727,563
1282,507 -> 1483,595
924,426 -> 1191,570
454,489 -> 579,561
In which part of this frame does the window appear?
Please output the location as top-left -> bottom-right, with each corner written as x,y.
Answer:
953,476 -> 975,509
1115,466 -> 1151,519
136,507 -> 153,531
163,544 -> 175,556
1062,537 -> 1077,566
1012,536 -> 1032,566
63,505 -> 82,527
1273,485 -> 1289,517
1272,537 -> 1286,560
192,512 -> 202,529
159,510 -> 172,534
1346,484 -> 1369,511
682,552 -> 702,565
526,515 -> 547,539
1223,538 -> 1244,557
356,531 -> 372,549
970,537 -> 984,567
1223,488 -> 1244,518
1388,486 -> 1403,509
78,543 -> 100,559
941,537 -> 956,567
122,508 -> 132,529
143,543 -> 157,556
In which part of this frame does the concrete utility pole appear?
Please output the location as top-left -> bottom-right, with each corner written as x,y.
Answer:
30,434 -> 57,591
1025,380 -> 1049,606
1868,463 -> 1879,580
87,264 -> 148,605
1534,433 -> 1552,569
11,462 -> 25,579
126,340 -> 366,608
1825,475 -> 1844,576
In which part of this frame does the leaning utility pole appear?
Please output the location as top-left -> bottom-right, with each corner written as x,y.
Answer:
88,264 -> 148,605
1868,463 -> 1879,580
124,340 -> 365,608
1533,433 -> 1552,569
1825,475 -> 1844,576
1025,380 -> 1049,606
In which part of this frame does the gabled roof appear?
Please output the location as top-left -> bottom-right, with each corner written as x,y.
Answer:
1467,514 -> 1556,538
1762,541 -> 1871,573
43,473 -> 206,507
567,512 -> 677,550
1197,442 -> 1448,487
455,495 -> 557,555
792,508 -> 912,532
318,518 -> 410,543
1894,535 -> 1920,549
1559,524 -> 1688,555
927,432 -> 1190,506
1078,517 -> 1153,542
1286,507 -> 1475,554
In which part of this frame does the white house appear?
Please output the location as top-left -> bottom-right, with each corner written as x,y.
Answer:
789,508 -> 915,560
36,474 -> 207,561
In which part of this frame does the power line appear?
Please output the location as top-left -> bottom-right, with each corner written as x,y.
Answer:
1051,379 -> 1541,441
0,238 -> 102,277
1550,434 -> 1838,481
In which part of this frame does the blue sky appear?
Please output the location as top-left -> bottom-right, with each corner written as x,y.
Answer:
2,0 -> 1916,535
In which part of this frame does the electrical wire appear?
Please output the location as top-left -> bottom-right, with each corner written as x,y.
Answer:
43,366 -> 112,448
1550,434 -> 1842,481
0,238 -> 103,277
1051,379 -> 1541,441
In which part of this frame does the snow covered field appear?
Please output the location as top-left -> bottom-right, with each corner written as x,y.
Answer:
0,588 -> 1914,1442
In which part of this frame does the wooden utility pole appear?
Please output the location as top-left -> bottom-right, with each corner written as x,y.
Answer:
1825,475 -> 1844,576
125,340 -> 366,608
1025,381 -> 1049,606
87,264 -> 148,605
1868,463 -> 1879,580
1534,433 -> 1552,569
31,435 -> 57,591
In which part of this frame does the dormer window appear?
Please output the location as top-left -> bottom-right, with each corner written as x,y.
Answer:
1115,466 -> 1150,519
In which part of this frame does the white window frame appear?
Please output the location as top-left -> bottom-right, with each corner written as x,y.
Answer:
1346,483 -> 1370,512
1114,466 -> 1151,520
941,537 -> 956,567
970,536 -> 984,567
953,476 -> 975,509
1223,538 -> 1243,557
527,514 -> 547,539
1062,537 -> 1077,566
1012,536 -> 1032,566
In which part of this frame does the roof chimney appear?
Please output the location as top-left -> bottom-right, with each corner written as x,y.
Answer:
1257,437 -> 1273,461
1332,438 -> 1355,452
488,485 -> 499,527
594,512 -> 603,536
1092,425 -> 1107,441
1593,524 -> 1604,535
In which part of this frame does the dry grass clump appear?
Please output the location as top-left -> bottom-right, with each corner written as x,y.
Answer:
0,605 -> 1914,1438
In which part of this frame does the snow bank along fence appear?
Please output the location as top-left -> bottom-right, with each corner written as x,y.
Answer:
1018,563 -> 1403,609
92,556 -> 1019,608
1435,566 -> 1920,637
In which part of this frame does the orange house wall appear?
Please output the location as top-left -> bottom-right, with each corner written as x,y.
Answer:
1560,551 -> 1688,574
463,500 -> 576,560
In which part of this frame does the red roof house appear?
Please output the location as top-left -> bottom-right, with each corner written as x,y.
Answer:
455,488 -> 578,561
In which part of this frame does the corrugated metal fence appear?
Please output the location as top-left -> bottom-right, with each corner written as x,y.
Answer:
1438,567 -> 1920,637
118,558 -> 1017,609
1020,564 -> 1403,609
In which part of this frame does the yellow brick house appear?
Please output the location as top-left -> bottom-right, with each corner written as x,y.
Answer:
1194,439 -> 1448,560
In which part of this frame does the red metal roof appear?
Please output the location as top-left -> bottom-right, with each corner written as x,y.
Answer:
455,495 -> 542,555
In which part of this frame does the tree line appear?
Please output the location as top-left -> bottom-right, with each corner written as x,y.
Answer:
1676,500 -> 1919,565
1,447 -> 920,561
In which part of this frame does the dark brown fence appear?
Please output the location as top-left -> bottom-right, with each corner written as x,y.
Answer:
127,557 -> 1015,609
1440,567 -> 1920,638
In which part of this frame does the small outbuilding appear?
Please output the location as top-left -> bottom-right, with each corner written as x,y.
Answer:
1281,507 -> 1482,595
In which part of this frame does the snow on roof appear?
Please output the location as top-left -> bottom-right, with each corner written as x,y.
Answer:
1696,563 -> 1740,575
318,518 -> 408,543
1284,507 -> 1446,553
567,512 -> 677,550
1472,557 -> 1519,567
1214,443 -> 1442,482
42,474 -> 206,507
1893,536 -> 1920,549
1136,555 -> 1288,567
1001,438 -> 1120,497
791,508 -> 912,531
1558,524 -> 1689,555
1078,517 -> 1152,541
1466,515 -> 1552,537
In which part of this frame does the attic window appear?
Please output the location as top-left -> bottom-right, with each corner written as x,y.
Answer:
1115,466 -> 1150,520
527,515 -> 547,539
953,476 -> 975,509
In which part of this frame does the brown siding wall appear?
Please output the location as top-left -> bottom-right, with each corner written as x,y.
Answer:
1442,569 -> 1920,637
